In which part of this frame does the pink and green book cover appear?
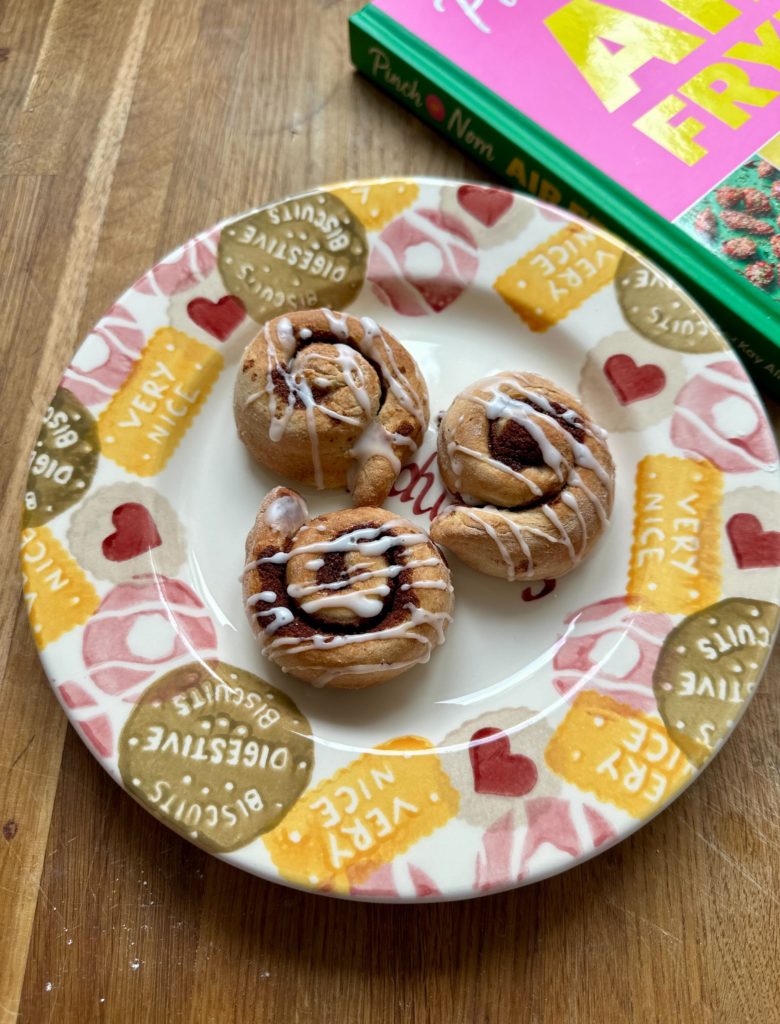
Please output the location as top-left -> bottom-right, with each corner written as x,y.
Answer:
349,0 -> 780,397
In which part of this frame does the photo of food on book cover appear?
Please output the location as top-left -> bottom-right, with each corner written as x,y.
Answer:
350,0 -> 780,395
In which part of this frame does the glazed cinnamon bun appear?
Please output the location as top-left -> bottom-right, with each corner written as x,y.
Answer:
243,487 -> 454,688
234,309 -> 429,507
430,373 -> 614,581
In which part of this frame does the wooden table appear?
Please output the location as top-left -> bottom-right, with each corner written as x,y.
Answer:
1,1 -> 779,1020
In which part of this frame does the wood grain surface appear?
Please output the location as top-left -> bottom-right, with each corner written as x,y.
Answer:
1,1 -> 779,1021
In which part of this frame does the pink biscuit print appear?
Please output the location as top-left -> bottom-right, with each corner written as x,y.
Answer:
368,208 -> 478,315
135,226 -> 220,296
671,360 -> 778,473
473,799 -> 617,891
517,799 -> 617,881
350,862 -> 441,899
58,681 -> 114,759
474,811 -> 514,892
61,302 -> 146,407
82,575 -> 218,700
553,596 -> 674,713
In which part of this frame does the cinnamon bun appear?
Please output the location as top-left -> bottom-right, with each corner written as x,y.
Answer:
243,487 -> 454,688
430,373 -> 615,581
234,309 -> 429,507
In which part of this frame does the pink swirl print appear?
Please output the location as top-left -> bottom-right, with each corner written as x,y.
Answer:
61,302 -> 146,406
135,226 -> 220,297
671,360 -> 778,473
368,208 -> 477,315
82,575 -> 218,700
553,596 -> 674,713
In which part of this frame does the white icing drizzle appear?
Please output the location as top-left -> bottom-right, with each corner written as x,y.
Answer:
247,311 -> 426,493
541,504 -> 576,563
560,490 -> 589,559
285,556 -> 441,603
348,421 -> 403,491
299,588 -> 389,618
478,387 -> 567,482
257,606 -> 294,635
568,469 -> 609,528
258,522 -> 425,564
335,346 -> 373,417
268,605 -> 452,658
460,508 -> 516,581
246,519 -> 450,675
446,439 -> 544,497
263,492 -> 308,535
356,316 -> 427,437
457,502 -> 579,580
276,316 -> 296,356
443,376 -> 614,577
321,308 -> 350,340
470,378 -> 613,493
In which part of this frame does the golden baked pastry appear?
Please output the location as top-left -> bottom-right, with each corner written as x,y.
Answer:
430,372 -> 615,581
234,309 -> 429,506
243,486 -> 454,688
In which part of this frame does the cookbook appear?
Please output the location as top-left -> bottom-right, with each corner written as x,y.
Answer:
350,0 -> 780,397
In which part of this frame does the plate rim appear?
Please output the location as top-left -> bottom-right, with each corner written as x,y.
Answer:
22,175 -> 780,903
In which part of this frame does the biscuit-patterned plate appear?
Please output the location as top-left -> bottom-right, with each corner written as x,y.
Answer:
22,178 -> 780,901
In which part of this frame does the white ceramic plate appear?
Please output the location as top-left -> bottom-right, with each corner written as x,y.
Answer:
21,178 -> 780,901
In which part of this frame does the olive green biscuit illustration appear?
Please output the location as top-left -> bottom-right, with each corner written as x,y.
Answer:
119,661 -> 314,852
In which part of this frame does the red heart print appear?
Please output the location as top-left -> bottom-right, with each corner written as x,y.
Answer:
604,354 -> 666,404
102,503 -> 162,562
469,727 -> 538,797
457,185 -> 513,228
187,295 -> 246,341
726,513 -> 780,569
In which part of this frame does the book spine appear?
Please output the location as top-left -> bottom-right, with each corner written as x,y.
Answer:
348,11 -> 780,401
349,19 -> 599,224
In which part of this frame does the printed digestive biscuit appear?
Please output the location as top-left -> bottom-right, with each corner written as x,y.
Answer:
653,598 -> 779,767
615,252 -> 724,353
119,661 -> 313,852
24,388 -> 100,527
218,192 -> 367,323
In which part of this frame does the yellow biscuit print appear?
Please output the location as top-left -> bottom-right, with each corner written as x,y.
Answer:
493,224 -> 622,331
20,527 -> 99,648
545,692 -> 692,817
263,736 -> 458,893
628,455 -> 722,615
331,180 -> 419,231
98,328 -> 223,476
